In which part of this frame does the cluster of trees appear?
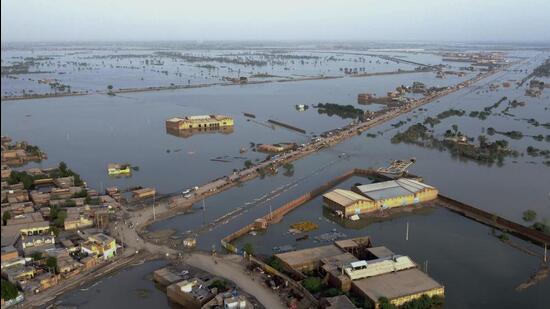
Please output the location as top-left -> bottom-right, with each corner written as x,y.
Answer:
7,162 -> 83,190
317,103 -> 365,120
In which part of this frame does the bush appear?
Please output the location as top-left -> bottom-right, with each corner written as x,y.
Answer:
522,210 -> 537,222
302,277 -> 323,293
243,243 -> 254,255
1,278 -> 19,301
46,256 -> 58,273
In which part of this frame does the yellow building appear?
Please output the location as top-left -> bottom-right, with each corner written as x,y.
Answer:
323,189 -> 377,217
81,233 -> 117,260
352,178 -> 438,210
165,115 -> 234,131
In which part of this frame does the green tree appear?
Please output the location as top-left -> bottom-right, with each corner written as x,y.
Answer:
31,251 -> 43,261
302,277 -> 323,293
1,278 -> 19,301
3,211 -> 11,225
46,256 -> 58,273
242,243 -> 254,255
378,297 -> 396,309
244,160 -> 253,169
522,210 -> 537,222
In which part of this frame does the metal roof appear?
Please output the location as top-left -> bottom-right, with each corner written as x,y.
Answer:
323,189 -> 371,206
355,178 -> 434,201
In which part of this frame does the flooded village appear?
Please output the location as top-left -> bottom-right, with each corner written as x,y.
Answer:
1,39 -> 550,309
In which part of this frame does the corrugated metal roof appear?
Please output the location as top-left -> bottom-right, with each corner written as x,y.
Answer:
323,189 -> 370,206
356,178 -> 434,201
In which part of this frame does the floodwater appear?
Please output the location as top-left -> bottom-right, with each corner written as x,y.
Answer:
2,46 -> 549,308
56,259 -> 169,308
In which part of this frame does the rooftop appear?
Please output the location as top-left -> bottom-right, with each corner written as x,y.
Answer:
275,245 -> 344,268
352,268 -> 443,302
323,189 -> 370,207
355,178 -> 435,201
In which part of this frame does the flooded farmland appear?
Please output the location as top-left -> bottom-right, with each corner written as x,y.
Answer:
2,43 -> 549,309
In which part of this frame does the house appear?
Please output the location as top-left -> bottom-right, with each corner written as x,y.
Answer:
81,233 -> 117,260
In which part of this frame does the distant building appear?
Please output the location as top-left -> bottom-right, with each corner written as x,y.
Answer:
165,115 -> 234,131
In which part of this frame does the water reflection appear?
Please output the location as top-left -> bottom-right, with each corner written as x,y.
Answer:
166,126 -> 234,139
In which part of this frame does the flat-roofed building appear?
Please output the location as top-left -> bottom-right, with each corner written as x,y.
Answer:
81,233 -> 116,260
165,115 -> 234,131
275,245 -> 345,274
352,178 -> 438,209
323,189 -> 376,217
321,295 -> 358,309
344,255 -> 416,280
351,268 -> 444,308
166,278 -> 215,309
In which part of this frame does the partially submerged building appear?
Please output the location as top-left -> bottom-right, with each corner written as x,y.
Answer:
323,178 -> 439,218
275,237 -> 444,308
165,115 -> 234,131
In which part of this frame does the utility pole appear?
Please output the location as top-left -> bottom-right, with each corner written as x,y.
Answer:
153,193 -> 156,221
406,221 -> 409,241
425,260 -> 429,274
269,204 -> 273,221
544,243 -> 547,263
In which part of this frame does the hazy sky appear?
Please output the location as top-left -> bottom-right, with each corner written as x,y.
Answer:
2,0 -> 549,42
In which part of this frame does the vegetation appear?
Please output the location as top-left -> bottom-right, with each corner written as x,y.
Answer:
209,279 -> 229,291
423,117 -> 441,128
317,103 -> 364,119
436,108 -> 465,120
243,243 -> 254,255
302,276 -> 323,293
522,210 -> 537,222
3,211 -> 11,225
31,251 -> 43,261
267,256 -> 283,272
378,295 -> 444,309
244,160 -> 253,169
282,162 -> 295,177
46,256 -> 58,273
1,278 -> 19,301
531,221 -> 549,235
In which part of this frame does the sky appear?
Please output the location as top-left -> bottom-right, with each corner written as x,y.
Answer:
2,0 -> 550,42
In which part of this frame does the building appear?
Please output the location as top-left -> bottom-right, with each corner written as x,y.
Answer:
323,189 -> 377,218
321,295 -> 357,309
351,178 -> 438,210
344,256 -> 416,280
107,163 -> 131,176
274,237 -> 444,308
18,233 -> 56,255
351,268 -> 444,308
132,187 -> 156,200
165,115 -> 234,131
166,278 -> 215,309
80,233 -> 116,260
153,267 -> 187,288
64,207 -> 94,231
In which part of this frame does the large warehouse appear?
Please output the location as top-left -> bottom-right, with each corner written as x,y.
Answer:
352,178 -> 438,209
324,178 -> 438,218
322,189 -> 377,217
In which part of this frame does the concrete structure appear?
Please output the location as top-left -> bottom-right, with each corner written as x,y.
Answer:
321,295 -> 357,309
132,187 -> 156,200
166,278 -> 215,309
153,267 -> 186,288
81,233 -> 116,260
64,207 -> 94,231
18,234 -> 56,255
351,268 -> 444,308
323,189 -> 377,217
352,178 -> 438,210
344,256 -> 416,280
165,115 -> 234,131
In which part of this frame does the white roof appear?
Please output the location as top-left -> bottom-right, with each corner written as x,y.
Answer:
355,178 -> 434,201
350,260 -> 368,268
